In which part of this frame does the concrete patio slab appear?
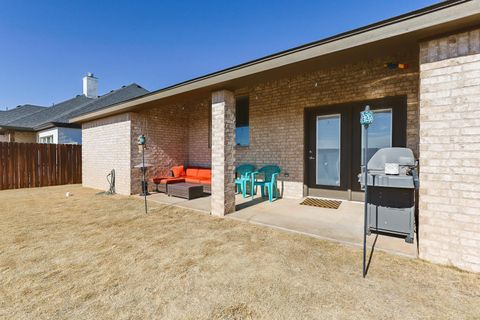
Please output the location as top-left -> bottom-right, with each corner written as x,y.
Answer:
230,196 -> 417,258
146,192 -> 417,258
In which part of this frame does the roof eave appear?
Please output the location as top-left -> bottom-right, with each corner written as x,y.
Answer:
70,0 -> 480,124
34,122 -> 81,131
0,125 -> 35,132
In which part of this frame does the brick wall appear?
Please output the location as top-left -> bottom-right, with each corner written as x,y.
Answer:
419,28 -> 480,273
130,105 -> 189,195
236,50 -> 420,198
129,100 -> 213,194
186,99 -> 212,167
83,101 -> 208,195
420,28 -> 480,64
82,113 -> 132,195
82,106 -> 191,195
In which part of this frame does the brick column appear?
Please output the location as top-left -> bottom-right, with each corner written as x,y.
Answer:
211,90 -> 236,216
419,28 -> 480,273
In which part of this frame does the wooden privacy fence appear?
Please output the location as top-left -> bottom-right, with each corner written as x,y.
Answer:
0,142 -> 82,190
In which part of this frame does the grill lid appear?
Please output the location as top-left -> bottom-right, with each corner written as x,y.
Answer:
367,147 -> 415,171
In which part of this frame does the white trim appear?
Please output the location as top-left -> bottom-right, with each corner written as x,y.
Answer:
37,128 -> 59,144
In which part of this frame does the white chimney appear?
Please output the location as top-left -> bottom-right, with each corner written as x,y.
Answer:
82,72 -> 98,98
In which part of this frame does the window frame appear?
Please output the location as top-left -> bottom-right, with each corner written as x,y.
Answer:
39,135 -> 54,144
235,95 -> 250,147
208,95 -> 251,148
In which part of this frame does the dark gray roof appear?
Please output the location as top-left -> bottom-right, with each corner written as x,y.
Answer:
5,95 -> 92,130
1,84 -> 148,131
66,84 -> 148,121
0,105 -> 46,126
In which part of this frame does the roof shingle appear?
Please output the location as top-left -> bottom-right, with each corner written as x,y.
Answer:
0,105 -> 46,126
1,84 -> 148,131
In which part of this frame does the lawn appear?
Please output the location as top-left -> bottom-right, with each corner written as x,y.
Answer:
0,185 -> 479,319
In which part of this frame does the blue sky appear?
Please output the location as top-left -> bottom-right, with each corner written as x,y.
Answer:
0,0 -> 439,110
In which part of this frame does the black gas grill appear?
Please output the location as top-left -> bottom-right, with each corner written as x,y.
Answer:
359,147 -> 419,243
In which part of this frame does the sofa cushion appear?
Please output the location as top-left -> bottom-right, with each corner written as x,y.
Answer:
153,175 -> 174,184
198,178 -> 211,185
172,165 -> 185,177
197,168 -> 211,179
160,177 -> 185,184
152,177 -> 165,184
185,168 -> 199,177
185,177 -> 202,184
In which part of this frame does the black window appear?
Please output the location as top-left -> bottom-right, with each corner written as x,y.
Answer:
208,102 -> 212,148
236,96 -> 249,146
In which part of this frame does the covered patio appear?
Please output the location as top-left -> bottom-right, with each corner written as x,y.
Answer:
74,1 -> 480,272
82,22 -> 426,260
146,192 -> 417,258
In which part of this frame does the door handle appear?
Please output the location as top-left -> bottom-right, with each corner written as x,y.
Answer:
309,156 -> 315,160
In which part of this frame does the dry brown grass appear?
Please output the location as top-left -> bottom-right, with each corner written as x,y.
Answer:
0,185 -> 479,319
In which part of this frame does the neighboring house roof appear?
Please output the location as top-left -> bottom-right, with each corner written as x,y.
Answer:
2,84 -> 148,131
65,84 -> 148,122
0,105 -> 46,126
5,95 -> 92,131
71,0 -> 480,123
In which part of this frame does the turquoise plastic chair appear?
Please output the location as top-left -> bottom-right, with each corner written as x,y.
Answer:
251,165 -> 281,202
235,164 -> 255,198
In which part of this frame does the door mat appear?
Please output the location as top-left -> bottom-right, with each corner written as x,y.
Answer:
300,197 -> 342,209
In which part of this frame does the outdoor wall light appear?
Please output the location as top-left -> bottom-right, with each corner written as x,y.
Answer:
360,105 -> 374,128
384,62 -> 409,70
138,134 -> 146,146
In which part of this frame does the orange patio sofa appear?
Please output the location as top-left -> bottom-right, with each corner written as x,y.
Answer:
152,165 -> 211,194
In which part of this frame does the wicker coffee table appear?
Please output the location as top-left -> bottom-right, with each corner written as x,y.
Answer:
167,183 -> 204,200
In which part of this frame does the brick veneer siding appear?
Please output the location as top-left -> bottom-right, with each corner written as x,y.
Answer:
420,28 -> 480,64
419,29 -> 480,273
82,106 -> 191,196
82,114 -> 132,195
236,50 -> 420,198
128,100 -> 217,194
130,105 -> 189,195
187,100 -> 212,167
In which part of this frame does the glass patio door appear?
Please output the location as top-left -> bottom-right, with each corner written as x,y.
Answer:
361,109 -> 392,165
307,107 -> 350,197
316,115 -> 341,186
306,96 -> 407,200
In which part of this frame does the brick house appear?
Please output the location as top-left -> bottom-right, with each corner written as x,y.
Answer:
71,0 -> 480,272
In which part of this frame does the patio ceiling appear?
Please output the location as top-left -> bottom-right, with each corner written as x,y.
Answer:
70,0 -> 480,124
